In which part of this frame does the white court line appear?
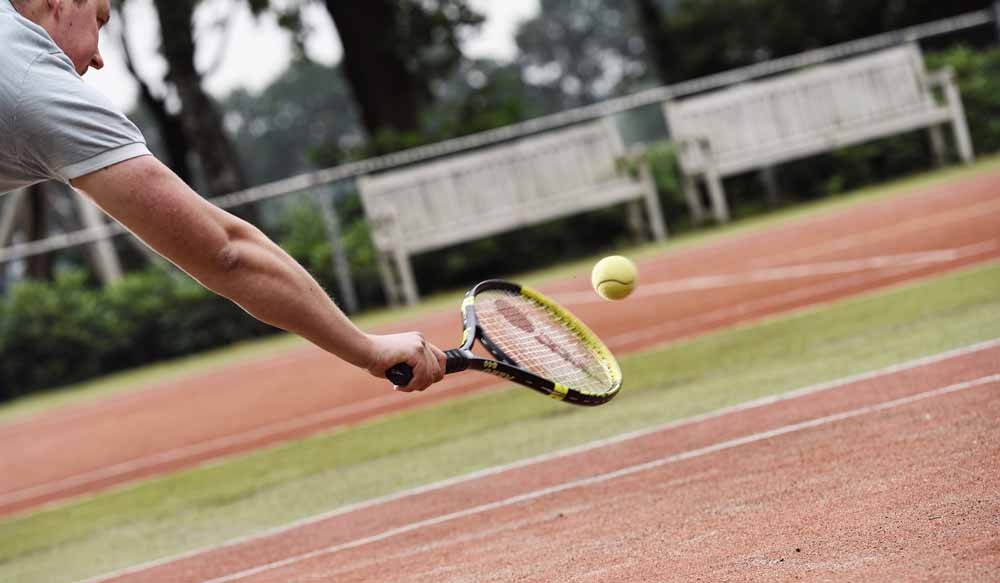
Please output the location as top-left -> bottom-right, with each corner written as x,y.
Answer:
198,372 -> 1000,583
556,241 -> 998,305
747,193 -> 1000,268
606,262 -> 926,349
77,338 -> 1000,583
11,183 -> 999,434
9,242 -> 998,514
9,192 -> 998,504
0,374 -> 484,511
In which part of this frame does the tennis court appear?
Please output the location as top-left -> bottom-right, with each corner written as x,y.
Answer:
87,340 -> 1000,582
2,165 -> 999,519
1,164 -> 999,583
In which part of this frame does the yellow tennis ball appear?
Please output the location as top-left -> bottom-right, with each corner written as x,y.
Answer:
591,255 -> 638,301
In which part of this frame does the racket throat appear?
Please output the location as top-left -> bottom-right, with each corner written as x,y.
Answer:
444,349 -> 474,373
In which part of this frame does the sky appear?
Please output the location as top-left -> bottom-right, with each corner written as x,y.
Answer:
84,0 -> 541,111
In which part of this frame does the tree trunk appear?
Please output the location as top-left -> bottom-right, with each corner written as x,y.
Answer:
324,0 -> 424,135
118,4 -> 195,185
633,0 -> 677,84
150,0 -> 248,201
24,184 -> 53,281
138,85 -> 195,185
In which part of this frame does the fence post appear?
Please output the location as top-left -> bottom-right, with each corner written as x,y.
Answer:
316,189 -> 359,315
995,0 -> 1000,41
73,190 -> 123,285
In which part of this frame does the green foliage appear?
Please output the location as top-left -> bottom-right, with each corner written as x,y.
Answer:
323,60 -> 544,163
222,58 -> 363,186
0,272 -> 109,398
927,46 -> 1000,155
0,269 -> 274,401
516,0 -> 652,107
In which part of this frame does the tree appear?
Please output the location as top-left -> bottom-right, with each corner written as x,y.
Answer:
645,0 -> 997,83
632,0 -> 675,84
421,59 -> 545,138
514,0 -> 652,109
114,2 -> 194,185
148,0 -> 248,198
323,0 -> 483,141
221,58 -> 364,185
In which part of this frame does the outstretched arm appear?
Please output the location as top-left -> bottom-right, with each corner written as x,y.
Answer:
72,155 -> 444,391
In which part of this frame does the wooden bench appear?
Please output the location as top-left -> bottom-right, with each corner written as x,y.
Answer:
663,44 -> 975,224
358,118 -> 667,305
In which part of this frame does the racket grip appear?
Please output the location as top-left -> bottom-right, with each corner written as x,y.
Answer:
386,349 -> 470,387
386,363 -> 413,387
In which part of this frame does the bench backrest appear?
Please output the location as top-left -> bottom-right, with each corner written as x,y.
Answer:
358,118 -> 629,254
664,44 -> 938,176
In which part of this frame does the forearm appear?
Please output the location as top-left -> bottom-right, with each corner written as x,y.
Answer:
72,156 -> 374,368
196,221 -> 375,368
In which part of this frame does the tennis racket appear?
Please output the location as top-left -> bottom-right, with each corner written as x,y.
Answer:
386,280 -> 622,406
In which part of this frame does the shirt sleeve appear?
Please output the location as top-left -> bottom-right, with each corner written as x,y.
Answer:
13,50 -> 151,184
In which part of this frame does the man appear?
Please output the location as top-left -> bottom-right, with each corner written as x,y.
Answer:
0,0 -> 446,391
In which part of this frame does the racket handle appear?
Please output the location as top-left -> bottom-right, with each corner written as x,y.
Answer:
386,363 -> 413,386
385,349 -> 471,387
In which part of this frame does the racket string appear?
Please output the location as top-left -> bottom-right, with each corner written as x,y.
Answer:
475,290 -> 614,394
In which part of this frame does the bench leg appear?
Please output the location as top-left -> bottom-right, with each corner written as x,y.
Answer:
944,78 -> 975,164
760,166 -> 781,207
74,191 -> 123,286
704,165 -> 730,224
639,162 -> 668,241
626,201 -> 646,243
681,174 -> 706,225
928,125 -> 947,167
376,251 -> 402,307
394,247 -> 420,306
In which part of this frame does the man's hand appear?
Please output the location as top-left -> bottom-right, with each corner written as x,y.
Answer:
365,332 -> 446,392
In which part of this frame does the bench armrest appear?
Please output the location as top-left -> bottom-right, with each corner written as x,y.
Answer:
926,66 -> 956,89
671,135 -> 714,174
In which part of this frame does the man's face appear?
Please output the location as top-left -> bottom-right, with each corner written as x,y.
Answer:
48,0 -> 111,76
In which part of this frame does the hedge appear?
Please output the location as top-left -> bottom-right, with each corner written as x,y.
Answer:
2,46 -> 998,400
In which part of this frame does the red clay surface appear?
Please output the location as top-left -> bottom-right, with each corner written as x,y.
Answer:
1,168 -> 999,517
96,338 -> 1000,582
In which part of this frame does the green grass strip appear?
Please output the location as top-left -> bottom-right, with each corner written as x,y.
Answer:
2,260 -> 998,582
2,154 -> 998,423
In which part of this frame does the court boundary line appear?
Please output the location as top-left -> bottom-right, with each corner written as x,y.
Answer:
558,241 -> 997,305
77,338 -> 1000,583
7,178 -> 997,433
7,250 -> 997,515
197,373 -> 1000,582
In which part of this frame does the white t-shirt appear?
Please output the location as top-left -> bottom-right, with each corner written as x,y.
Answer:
0,0 -> 150,194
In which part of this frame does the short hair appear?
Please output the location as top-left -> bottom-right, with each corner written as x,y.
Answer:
12,0 -> 89,5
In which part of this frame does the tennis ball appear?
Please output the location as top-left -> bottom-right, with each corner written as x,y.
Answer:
591,255 -> 638,301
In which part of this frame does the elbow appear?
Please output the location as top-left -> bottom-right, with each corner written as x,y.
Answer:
215,243 -> 243,273
208,220 -> 261,278
212,217 -> 267,275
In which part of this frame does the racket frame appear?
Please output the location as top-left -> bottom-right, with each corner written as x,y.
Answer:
443,280 -> 622,406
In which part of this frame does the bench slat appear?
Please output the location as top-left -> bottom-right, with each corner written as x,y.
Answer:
663,44 -> 974,224
358,118 -> 665,304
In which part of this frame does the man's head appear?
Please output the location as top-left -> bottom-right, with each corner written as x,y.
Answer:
13,0 -> 111,76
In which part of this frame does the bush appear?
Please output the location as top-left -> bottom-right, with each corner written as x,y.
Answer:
0,268 -> 275,401
0,272 -> 110,398
5,47 -> 997,401
927,45 -> 1000,155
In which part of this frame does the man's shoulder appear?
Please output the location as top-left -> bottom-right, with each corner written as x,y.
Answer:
0,6 -> 72,106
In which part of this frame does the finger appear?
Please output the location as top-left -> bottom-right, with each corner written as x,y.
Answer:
428,344 -> 444,383
403,356 -> 431,392
416,346 -> 438,390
